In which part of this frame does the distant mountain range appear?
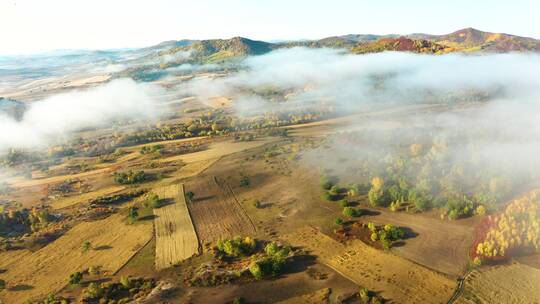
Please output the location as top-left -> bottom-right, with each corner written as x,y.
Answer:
150,28 -> 540,66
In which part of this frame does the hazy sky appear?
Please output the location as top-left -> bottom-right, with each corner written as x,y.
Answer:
1,0 -> 538,55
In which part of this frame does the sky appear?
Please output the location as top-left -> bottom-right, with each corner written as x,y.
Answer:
0,0 -> 538,55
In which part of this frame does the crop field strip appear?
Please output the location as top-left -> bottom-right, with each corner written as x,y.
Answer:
153,183 -> 200,270
0,212 -> 153,304
51,185 -> 126,209
281,226 -> 456,304
455,263 -> 540,304
188,176 -> 256,245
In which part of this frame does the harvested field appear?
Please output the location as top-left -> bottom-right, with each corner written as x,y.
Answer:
455,263 -> 540,304
51,185 -> 125,209
362,209 -> 475,277
128,136 -> 208,151
8,167 -> 112,188
158,139 -> 274,164
187,176 -> 256,246
153,184 -> 199,270
167,158 -> 220,181
277,288 -> 331,304
281,227 -> 456,304
0,212 -> 153,304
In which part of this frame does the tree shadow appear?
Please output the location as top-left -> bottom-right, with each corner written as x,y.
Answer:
139,214 -> 157,221
276,254 -> 317,277
82,277 -> 111,286
93,245 -> 112,250
193,195 -> 215,202
359,209 -> 381,216
261,202 -> 273,209
159,198 -> 175,207
9,284 -> 34,291
400,226 -> 419,239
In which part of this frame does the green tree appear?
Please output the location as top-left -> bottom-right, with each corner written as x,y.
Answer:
69,272 -> 83,285
120,276 -> 131,289
185,191 -> 195,202
127,207 -> 139,224
143,193 -> 161,209
81,240 -> 92,253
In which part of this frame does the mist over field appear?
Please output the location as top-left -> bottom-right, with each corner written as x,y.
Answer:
2,0 -> 540,299
179,48 -> 540,114
0,78 -> 164,151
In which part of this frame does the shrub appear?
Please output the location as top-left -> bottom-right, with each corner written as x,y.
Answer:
342,207 -> 362,217
249,261 -> 263,280
339,199 -> 350,207
216,236 -> 257,258
69,272 -> 83,285
475,205 -> 487,216
232,297 -> 246,304
185,191 -> 195,202
143,193 -> 162,209
240,175 -> 250,187
120,276 -> 131,289
335,217 -> 344,226
359,287 -> 370,302
320,175 -> 334,190
85,282 -> 103,298
114,170 -> 147,184
252,199 -> 262,208
127,207 -> 139,224
81,241 -> 91,253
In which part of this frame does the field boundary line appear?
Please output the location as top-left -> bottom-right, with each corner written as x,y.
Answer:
180,183 -> 203,256
113,236 -> 154,275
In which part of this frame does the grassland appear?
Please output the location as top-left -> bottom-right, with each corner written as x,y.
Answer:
51,185 -> 126,209
456,263 -> 540,304
0,212 -> 153,303
281,227 -> 456,304
153,184 -> 199,270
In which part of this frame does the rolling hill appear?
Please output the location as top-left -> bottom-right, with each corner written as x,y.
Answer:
153,28 -> 540,64
113,28 -> 540,80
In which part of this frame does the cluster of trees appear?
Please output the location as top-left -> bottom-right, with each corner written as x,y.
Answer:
36,293 -> 70,304
0,207 -> 55,237
215,236 -> 257,259
88,190 -> 146,206
142,193 -> 162,209
474,193 -> 539,262
368,222 -> 406,250
249,242 -> 293,280
114,170 -> 147,185
139,144 -> 164,155
82,276 -> 156,303
359,287 -> 384,304
127,207 -> 139,224
332,130 -> 515,217
0,149 -> 38,167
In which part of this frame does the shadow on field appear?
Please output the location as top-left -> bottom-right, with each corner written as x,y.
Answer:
9,284 -> 34,291
94,245 -> 113,250
359,209 -> 381,216
392,227 -> 418,248
193,195 -> 215,202
83,278 -> 111,286
139,215 -> 157,221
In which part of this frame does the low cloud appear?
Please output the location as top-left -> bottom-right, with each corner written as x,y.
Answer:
0,78 -> 164,151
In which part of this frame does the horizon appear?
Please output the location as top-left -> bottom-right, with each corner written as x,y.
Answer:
1,0 -> 539,55
0,27 -> 537,58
